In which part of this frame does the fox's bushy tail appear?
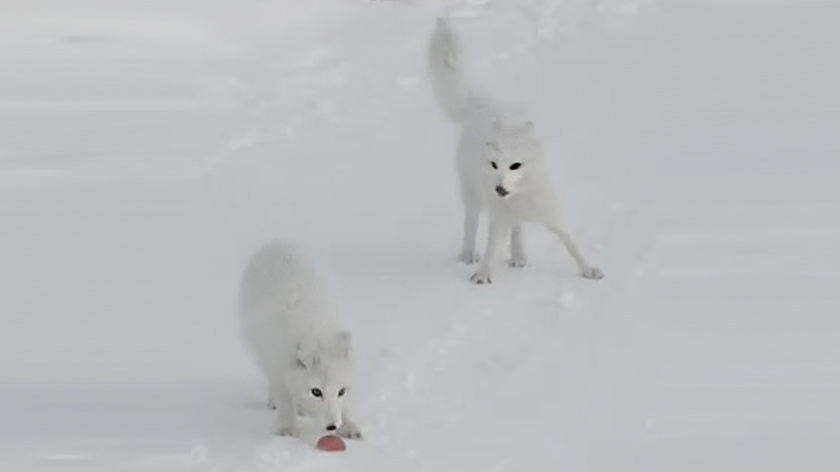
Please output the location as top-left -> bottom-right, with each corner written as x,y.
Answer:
427,16 -> 471,123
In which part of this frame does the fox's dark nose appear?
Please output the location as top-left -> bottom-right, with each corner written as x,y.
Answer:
495,185 -> 509,197
326,424 -> 337,432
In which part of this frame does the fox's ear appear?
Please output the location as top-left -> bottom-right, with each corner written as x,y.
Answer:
334,331 -> 353,359
491,119 -> 504,134
436,16 -> 449,31
520,121 -> 535,133
293,340 -> 320,369
526,136 -> 542,156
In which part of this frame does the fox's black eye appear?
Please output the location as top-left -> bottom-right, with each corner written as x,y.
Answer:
338,387 -> 347,397
509,162 -> 522,170
490,161 -> 498,169
311,388 -> 323,398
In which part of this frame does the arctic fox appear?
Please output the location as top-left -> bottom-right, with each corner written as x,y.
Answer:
238,242 -> 362,439
427,17 -> 605,284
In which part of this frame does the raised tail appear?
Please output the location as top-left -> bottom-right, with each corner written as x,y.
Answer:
427,16 -> 471,123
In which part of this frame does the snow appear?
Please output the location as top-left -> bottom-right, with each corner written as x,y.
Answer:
1,0 -> 838,470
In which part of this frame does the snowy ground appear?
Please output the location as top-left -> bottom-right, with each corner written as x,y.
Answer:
1,0 -> 838,470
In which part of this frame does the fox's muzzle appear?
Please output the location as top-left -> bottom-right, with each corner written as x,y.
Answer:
325,406 -> 343,432
495,185 -> 509,197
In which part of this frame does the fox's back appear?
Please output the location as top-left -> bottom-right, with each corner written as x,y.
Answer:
238,242 -> 340,360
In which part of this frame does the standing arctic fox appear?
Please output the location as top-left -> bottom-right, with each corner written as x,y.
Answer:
427,17 -> 605,284
238,242 -> 362,439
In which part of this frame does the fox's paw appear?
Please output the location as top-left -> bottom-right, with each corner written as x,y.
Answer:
458,251 -> 480,265
469,271 -> 492,285
274,425 -> 300,437
581,266 -> 604,280
508,255 -> 528,268
337,422 -> 363,440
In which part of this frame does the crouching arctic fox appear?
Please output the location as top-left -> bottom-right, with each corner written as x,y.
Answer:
239,242 -> 362,439
427,17 -> 605,284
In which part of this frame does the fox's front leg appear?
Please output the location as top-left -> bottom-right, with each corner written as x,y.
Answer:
272,388 -> 300,437
545,220 -> 604,280
509,223 -> 528,268
266,385 -> 277,410
471,217 -> 510,284
337,406 -> 363,439
458,205 -> 481,264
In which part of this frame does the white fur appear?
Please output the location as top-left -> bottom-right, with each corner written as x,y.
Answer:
427,17 -> 605,284
238,242 -> 362,439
